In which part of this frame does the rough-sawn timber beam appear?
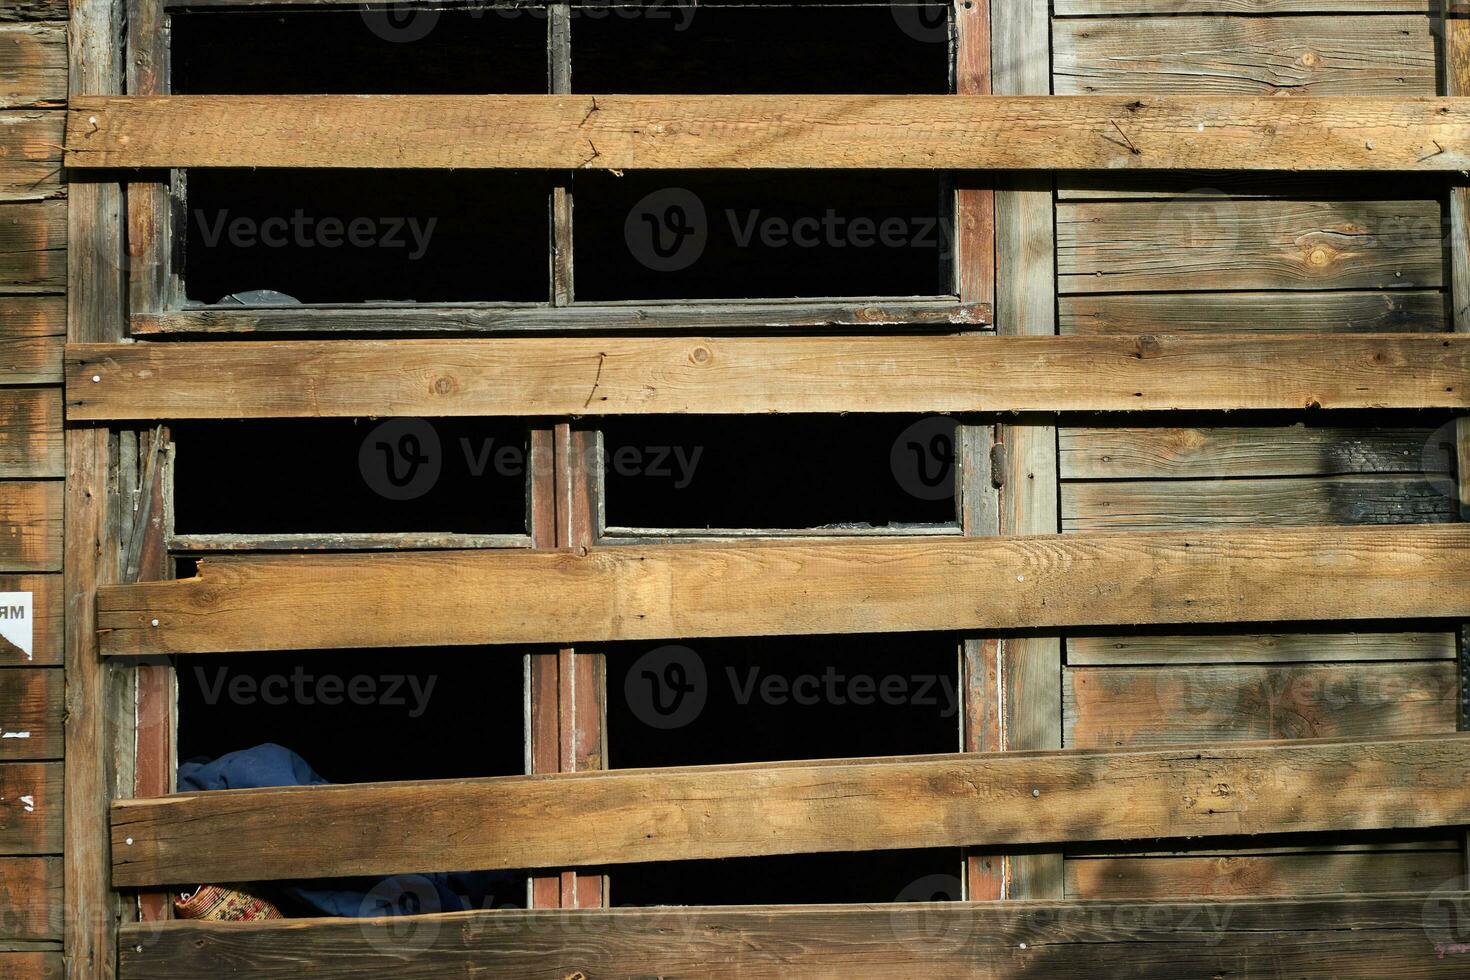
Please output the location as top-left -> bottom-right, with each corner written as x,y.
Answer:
66,334 -> 1469,419
63,95 -> 1470,171
96,524 -> 1470,655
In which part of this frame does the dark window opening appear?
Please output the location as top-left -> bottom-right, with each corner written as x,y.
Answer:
172,419 -> 528,535
605,633 -> 960,905
599,415 -> 959,530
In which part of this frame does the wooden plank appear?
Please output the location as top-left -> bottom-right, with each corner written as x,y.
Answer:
0,1 -> 66,23
95,524 -> 1470,655
62,95 -> 1470,172
1067,850 -> 1463,899
107,733 -> 1470,886
1060,291 -> 1449,334
1067,630 -> 1457,666
0,953 -> 61,980
1060,423 -> 1451,479
0,482 -> 60,573
0,856 -> 60,940
0,200 -> 63,292
0,112 -> 62,202
1063,474 -> 1457,532
0,389 -> 61,478
0,575 -> 61,666
64,334 -> 1470,420
0,669 -> 61,760
0,762 -> 61,854
112,892 -> 1470,979
1057,200 -> 1443,293
132,298 -> 991,336
1064,663 -> 1458,747
0,23 -> 65,110
1055,16 -> 1436,97
0,296 -> 63,384
1058,1 -> 1432,11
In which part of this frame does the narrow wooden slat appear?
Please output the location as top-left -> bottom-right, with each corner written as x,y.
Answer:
0,23 -> 65,110
0,296 -> 63,384
0,953 -> 60,980
1060,291 -> 1448,334
0,669 -> 61,760
1060,423 -> 1450,479
65,334 -> 1470,420
1055,16 -> 1436,97
114,892 -> 1470,979
0,856 -> 60,940
0,389 -> 61,478
1057,1 -> 1432,11
1057,200 -> 1443,294
0,200 -> 63,292
0,482 -> 61,573
0,575 -> 60,666
108,733 -> 1470,887
63,95 -> 1470,172
1066,850 -> 1462,899
1063,475 -> 1456,532
0,762 -> 61,854
1064,663 -> 1458,747
1067,630 -> 1457,666
96,524 -> 1470,655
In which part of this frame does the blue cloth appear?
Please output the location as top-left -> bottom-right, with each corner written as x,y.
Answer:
178,743 -> 518,917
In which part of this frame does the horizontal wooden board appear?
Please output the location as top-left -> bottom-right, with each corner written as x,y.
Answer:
0,24 -> 64,110
1060,422 -> 1451,479
0,111 -> 62,202
1064,663 -> 1458,747
0,669 -> 60,760
0,953 -> 60,980
1066,630 -> 1457,665
63,95 -> 1470,172
0,296 -> 63,384
0,856 -> 60,940
1060,291 -> 1449,334
96,525 -> 1470,655
1062,475 -> 1456,532
1066,849 -> 1462,899
115,892 -> 1470,979
0,762 -> 61,854
1057,200 -> 1444,293
65,334 -> 1470,419
1055,16 -> 1436,97
0,575 -> 61,666
133,298 -> 991,336
0,482 -> 60,573
0,200 -> 63,293
109,733 -> 1470,886
0,389 -> 60,478
1057,1 -> 1432,11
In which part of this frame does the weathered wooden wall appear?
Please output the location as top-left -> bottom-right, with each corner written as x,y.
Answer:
1052,0 -> 1462,899
0,6 -> 66,980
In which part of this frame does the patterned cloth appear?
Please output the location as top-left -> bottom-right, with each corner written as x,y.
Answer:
175,884 -> 284,921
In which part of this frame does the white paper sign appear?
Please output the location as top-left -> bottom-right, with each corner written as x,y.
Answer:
0,592 -> 33,660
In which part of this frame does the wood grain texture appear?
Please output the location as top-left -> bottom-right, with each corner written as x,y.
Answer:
1057,200 -> 1443,293
0,669 -> 60,760
0,482 -> 61,573
62,95 -> 1470,172
0,389 -> 61,478
1067,849 -> 1462,899
1060,423 -> 1450,479
0,856 -> 60,939
108,733 -> 1470,887
0,953 -> 61,980
0,23 -> 65,109
1062,475 -> 1457,531
0,296 -> 63,384
1057,1 -> 1432,11
0,200 -> 63,292
1064,663 -> 1458,747
113,892 -> 1470,979
1055,16 -> 1436,96
0,0 -> 65,22
94,524 -> 1470,655
0,111 -> 62,202
0,762 -> 61,854
64,334 -> 1470,419
1060,290 -> 1449,334
1067,630 -> 1457,666
0,575 -> 59,666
